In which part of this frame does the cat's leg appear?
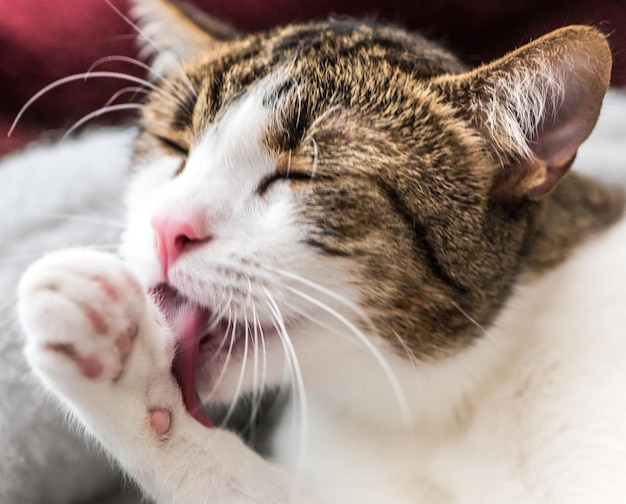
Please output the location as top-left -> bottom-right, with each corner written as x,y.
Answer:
17,249 -> 305,504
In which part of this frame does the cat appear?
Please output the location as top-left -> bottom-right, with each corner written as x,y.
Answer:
16,0 -> 626,502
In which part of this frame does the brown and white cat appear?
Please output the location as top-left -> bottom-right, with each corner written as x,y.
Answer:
17,0 -> 626,502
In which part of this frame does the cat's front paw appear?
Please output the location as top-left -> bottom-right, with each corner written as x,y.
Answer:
18,250 -> 148,384
17,249 -> 179,434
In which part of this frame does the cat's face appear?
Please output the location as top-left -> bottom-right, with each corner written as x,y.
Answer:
120,0 -> 611,415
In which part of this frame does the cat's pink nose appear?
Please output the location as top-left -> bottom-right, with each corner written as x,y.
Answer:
151,214 -> 211,279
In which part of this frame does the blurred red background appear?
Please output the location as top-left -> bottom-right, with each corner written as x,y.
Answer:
2,0 -> 625,156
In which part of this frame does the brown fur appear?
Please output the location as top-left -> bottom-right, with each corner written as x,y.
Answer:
134,9 -> 623,360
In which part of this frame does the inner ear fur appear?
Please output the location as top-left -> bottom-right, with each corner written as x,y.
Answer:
131,0 -> 238,72
434,26 -> 612,200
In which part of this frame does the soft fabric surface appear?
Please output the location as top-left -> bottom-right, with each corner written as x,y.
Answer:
1,0 -> 625,156
0,128 -> 140,504
0,90 -> 624,503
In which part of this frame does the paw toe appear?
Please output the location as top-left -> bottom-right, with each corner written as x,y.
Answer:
44,342 -> 104,378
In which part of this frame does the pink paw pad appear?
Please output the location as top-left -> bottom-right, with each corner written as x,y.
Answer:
115,324 -> 137,361
84,305 -> 109,335
92,277 -> 119,301
45,342 -> 103,378
148,408 -> 172,437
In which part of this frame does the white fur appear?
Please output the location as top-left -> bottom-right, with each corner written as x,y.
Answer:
12,84 -> 626,504
280,214 -> 626,503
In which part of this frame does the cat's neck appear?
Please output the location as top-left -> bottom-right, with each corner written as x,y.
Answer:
522,172 -> 625,274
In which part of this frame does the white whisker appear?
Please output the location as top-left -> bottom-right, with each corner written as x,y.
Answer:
87,55 -> 155,78
89,198 -> 126,214
32,212 -> 126,230
236,293 -> 265,440
103,86 -> 151,107
309,104 -> 341,131
248,283 -> 261,423
214,289 -> 234,324
207,291 -> 235,359
263,286 -> 309,479
255,301 -> 269,418
450,300 -> 489,336
281,298 -> 358,347
390,329 -> 420,367
0,245 -> 120,266
88,55 -> 191,107
244,297 -> 261,441
206,306 -> 237,401
284,283 -> 410,424
292,77 -> 303,133
104,0 -> 196,96
219,310 -> 249,428
63,104 -> 142,139
9,71 -> 159,136
88,243 -> 123,252
270,267 -> 374,331
209,303 -> 234,364
308,136 -> 319,179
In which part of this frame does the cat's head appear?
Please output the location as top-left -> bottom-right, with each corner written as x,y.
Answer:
120,0 -> 611,421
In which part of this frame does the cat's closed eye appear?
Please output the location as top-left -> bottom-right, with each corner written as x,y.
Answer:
256,169 -> 314,195
155,135 -> 189,157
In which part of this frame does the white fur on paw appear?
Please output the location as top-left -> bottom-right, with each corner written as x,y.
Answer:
18,249 -> 149,390
18,248 -> 194,466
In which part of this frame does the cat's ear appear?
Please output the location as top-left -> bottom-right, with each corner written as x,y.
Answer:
131,0 -> 238,73
435,26 -> 611,200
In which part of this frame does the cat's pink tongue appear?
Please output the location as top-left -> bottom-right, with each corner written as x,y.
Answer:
171,303 -> 214,428
150,285 -> 214,428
